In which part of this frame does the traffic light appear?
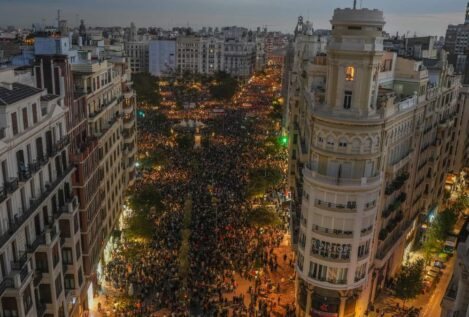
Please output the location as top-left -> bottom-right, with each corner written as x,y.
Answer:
279,135 -> 288,147
137,109 -> 145,118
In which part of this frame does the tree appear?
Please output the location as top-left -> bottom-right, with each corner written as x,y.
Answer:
176,133 -> 194,150
128,184 -> 163,212
132,73 -> 161,104
247,166 -> 283,198
124,209 -> 154,242
246,206 -> 281,227
454,193 -> 469,214
394,259 -> 425,309
208,71 -> 238,100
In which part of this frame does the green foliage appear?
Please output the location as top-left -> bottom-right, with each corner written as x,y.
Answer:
209,71 -> 238,100
262,137 -> 282,157
269,101 -> 283,121
246,206 -> 281,227
176,133 -> 194,150
247,166 -> 283,198
132,73 -> 161,104
124,210 -> 154,242
141,149 -> 169,170
422,207 -> 458,263
128,184 -> 163,212
454,193 -> 469,213
394,259 -> 425,307
385,172 -> 409,195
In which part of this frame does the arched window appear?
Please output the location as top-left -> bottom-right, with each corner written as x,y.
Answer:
351,138 -> 361,154
345,66 -> 355,81
364,137 -> 373,153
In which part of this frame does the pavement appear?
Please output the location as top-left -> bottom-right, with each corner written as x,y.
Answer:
222,232 -> 296,316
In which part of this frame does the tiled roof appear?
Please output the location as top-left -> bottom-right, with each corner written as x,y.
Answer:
40,94 -> 59,102
0,83 -> 42,106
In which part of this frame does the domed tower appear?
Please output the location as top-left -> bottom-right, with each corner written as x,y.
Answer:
295,6 -> 385,317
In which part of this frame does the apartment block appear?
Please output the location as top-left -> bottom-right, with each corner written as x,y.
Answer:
286,7 -> 460,317
0,69 -> 83,317
124,41 -> 149,74
70,55 -> 136,310
0,35 -> 137,316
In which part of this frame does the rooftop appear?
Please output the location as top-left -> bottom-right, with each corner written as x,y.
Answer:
0,82 -> 42,105
40,94 -> 59,102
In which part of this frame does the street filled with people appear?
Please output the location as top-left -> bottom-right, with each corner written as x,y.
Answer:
95,65 -> 295,317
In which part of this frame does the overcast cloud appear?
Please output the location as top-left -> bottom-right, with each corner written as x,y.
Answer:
0,0 -> 466,36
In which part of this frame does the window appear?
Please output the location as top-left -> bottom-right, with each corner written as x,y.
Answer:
309,262 -> 327,281
52,243 -> 60,267
355,263 -> 367,281
2,297 -> 18,317
62,248 -> 73,265
76,241 -> 81,259
22,287 -> 32,314
39,284 -> 52,304
357,240 -> 370,258
345,66 -> 355,81
343,91 -> 352,109
55,273 -> 63,298
22,108 -> 28,129
64,274 -> 75,290
77,267 -> 83,286
11,113 -> 18,135
32,103 -> 38,124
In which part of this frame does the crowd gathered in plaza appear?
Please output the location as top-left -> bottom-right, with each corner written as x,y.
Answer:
98,67 -> 295,317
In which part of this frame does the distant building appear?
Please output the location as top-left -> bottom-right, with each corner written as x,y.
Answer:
125,40 -> 149,73
148,40 -> 176,76
445,2 -> 469,73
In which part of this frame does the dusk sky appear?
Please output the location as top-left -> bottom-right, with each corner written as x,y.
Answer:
0,0 -> 467,36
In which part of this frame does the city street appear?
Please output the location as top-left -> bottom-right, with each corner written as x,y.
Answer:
89,65 -> 295,316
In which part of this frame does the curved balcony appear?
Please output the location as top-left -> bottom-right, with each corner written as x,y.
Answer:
314,199 -> 356,213
303,164 -> 381,190
297,268 -> 367,291
312,225 -> 354,239
123,117 -> 135,130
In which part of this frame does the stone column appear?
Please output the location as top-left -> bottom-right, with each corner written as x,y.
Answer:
338,294 -> 347,317
305,286 -> 314,317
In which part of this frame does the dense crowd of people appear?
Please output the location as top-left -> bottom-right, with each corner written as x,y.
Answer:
100,66 -> 295,317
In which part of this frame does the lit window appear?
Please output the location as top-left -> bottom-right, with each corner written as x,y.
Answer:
345,66 -> 355,81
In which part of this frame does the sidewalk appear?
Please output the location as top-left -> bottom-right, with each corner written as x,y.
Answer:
222,233 -> 296,316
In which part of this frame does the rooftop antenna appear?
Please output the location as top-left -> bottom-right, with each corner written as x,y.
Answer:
353,0 -> 357,9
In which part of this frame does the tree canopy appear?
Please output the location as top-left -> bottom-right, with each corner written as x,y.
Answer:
208,71 -> 238,100
247,166 -> 283,198
132,73 -> 161,104
246,206 -> 281,227
394,259 -> 425,308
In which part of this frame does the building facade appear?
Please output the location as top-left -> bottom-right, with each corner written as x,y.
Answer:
0,36 -> 137,317
125,41 -> 149,74
148,40 -> 176,77
287,7 -> 461,317
0,69 -> 83,317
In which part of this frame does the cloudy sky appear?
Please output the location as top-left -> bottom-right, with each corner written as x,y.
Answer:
0,0 -> 467,36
